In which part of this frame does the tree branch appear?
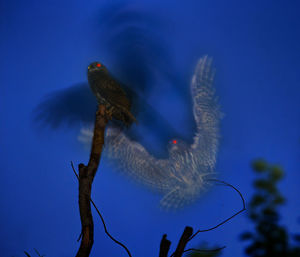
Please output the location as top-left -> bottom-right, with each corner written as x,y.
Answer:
71,161 -> 132,257
172,226 -> 193,257
159,234 -> 171,257
76,104 -> 108,257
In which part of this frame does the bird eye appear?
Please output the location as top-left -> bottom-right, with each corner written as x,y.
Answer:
172,140 -> 177,144
96,63 -> 101,67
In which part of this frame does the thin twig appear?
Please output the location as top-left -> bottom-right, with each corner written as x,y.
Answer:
71,161 -> 79,180
71,161 -> 132,257
188,179 -> 246,241
77,232 -> 82,242
24,251 -> 31,257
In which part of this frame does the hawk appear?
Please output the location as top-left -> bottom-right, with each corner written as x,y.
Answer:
88,62 -> 137,126
80,56 -> 221,209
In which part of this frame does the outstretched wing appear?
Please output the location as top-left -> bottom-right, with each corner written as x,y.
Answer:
190,56 -> 222,170
33,84 -> 97,128
77,55 -> 221,210
104,127 -> 171,192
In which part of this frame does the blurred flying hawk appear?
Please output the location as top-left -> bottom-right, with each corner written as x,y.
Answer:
80,56 -> 222,209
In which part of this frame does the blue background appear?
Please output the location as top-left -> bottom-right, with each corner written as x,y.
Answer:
1,0 -> 300,256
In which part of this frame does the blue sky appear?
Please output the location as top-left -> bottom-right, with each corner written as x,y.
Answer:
1,0 -> 300,256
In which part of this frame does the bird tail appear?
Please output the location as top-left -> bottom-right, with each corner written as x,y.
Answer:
114,104 -> 138,127
159,187 -> 198,210
124,108 -> 138,126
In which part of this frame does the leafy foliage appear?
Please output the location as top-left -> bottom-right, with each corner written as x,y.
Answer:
240,159 -> 300,257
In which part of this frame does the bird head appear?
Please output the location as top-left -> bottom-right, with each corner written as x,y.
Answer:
87,62 -> 108,73
168,138 -> 189,154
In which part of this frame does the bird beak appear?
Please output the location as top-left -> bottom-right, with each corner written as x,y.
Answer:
88,66 -> 90,70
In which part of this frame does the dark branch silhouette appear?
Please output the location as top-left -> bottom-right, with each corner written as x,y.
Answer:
71,158 -> 243,257
74,104 -> 108,257
161,227 -> 225,257
159,234 -> 171,257
173,227 -> 194,257
71,161 -> 132,257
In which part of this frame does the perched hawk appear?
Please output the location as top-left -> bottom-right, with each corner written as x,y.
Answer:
80,56 -> 221,209
88,62 -> 137,126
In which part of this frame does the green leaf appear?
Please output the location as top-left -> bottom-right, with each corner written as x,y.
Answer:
262,208 -> 278,218
270,166 -> 284,181
254,179 -> 277,193
250,194 -> 266,207
293,234 -> 300,242
273,195 -> 285,205
187,243 -> 222,257
240,232 -> 253,240
252,159 -> 268,172
249,212 -> 259,221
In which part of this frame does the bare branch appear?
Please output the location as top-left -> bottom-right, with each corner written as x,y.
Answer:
159,234 -> 171,257
172,226 -> 193,257
71,158 -> 132,256
75,104 -> 108,257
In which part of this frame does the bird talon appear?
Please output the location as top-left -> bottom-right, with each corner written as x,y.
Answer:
105,106 -> 114,120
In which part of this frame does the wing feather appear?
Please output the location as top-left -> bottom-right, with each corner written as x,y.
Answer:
105,127 -> 170,191
78,55 -> 222,210
190,56 -> 222,169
